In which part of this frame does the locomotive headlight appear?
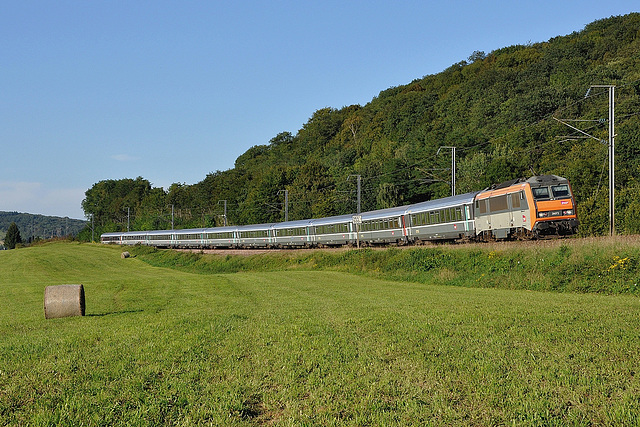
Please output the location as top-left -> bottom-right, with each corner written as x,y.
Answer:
563,209 -> 574,216
537,212 -> 549,218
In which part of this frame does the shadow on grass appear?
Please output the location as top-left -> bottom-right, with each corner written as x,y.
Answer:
86,310 -> 144,317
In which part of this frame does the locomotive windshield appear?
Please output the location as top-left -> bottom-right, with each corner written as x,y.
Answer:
532,184 -> 572,200
551,184 -> 571,199
532,186 -> 550,200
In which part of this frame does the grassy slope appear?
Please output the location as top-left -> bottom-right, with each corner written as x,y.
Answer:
1,242 -> 640,425
132,236 -> 640,295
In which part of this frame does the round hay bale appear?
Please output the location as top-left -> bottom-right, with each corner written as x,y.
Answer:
44,285 -> 85,319
121,251 -> 130,259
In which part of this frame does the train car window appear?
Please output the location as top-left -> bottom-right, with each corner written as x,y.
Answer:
476,200 -> 487,215
207,232 -> 233,239
551,185 -> 570,199
489,195 -> 508,212
455,207 -> 463,221
177,233 -> 200,240
243,230 -> 268,238
320,223 -> 348,234
280,228 -> 304,237
532,187 -> 550,200
511,193 -> 521,209
520,191 -> 529,209
151,234 -> 171,240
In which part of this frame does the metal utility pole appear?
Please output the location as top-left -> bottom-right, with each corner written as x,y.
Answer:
347,175 -> 362,214
603,85 -> 616,236
437,146 -> 456,196
218,200 -> 228,226
171,204 -> 174,230
126,207 -> 130,232
555,85 -> 615,236
278,190 -> 289,222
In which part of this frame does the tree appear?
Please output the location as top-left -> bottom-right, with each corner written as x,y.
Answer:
5,222 -> 22,249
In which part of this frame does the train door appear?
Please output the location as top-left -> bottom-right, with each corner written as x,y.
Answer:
508,193 -> 516,229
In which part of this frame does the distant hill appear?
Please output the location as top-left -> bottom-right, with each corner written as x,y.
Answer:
0,212 -> 87,242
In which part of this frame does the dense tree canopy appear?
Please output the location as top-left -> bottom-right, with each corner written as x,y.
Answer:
82,13 -> 640,238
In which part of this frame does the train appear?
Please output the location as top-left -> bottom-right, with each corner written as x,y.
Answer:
100,175 -> 579,248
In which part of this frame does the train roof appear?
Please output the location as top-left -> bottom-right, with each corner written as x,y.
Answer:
145,228 -> 199,235
526,175 -> 568,185
171,228 -> 208,234
118,230 -> 152,236
359,205 -> 407,221
403,191 -> 479,214
201,225 -> 239,233
235,222 -> 276,231
309,213 -> 355,226
100,231 -> 123,237
271,219 -> 313,229
485,175 -> 569,191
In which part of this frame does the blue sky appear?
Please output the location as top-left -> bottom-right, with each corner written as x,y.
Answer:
1,1 -> 638,219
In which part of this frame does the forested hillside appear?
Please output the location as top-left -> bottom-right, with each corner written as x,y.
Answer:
0,212 -> 86,242
82,13 -> 640,239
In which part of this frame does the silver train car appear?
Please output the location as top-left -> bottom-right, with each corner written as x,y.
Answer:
101,191 -> 480,248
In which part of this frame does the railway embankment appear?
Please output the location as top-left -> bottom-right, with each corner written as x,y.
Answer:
129,236 -> 640,295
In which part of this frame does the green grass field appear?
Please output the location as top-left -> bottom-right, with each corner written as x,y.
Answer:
2,242 -> 640,425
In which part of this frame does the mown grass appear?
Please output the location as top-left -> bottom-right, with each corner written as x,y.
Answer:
1,241 -> 640,425
132,236 -> 640,295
